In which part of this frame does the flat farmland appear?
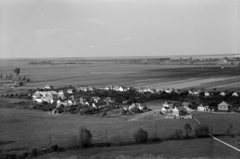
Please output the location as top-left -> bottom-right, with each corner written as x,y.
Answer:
0,108 -> 197,154
1,63 -> 240,94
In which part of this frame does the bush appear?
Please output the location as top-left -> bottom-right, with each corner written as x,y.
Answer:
50,144 -> 59,151
131,128 -> 148,144
173,129 -> 183,140
31,148 -> 38,157
102,110 -> 107,117
79,127 -> 92,148
194,124 -> 209,138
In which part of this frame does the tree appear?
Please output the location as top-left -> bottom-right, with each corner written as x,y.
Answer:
14,68 -> 20,76
79,127 -> 92,148
184,123 -> 192,138
131,128 -> 148,144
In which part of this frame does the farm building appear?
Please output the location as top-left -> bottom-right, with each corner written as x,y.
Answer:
218,101 -> 231,111
197,103 -> 209,111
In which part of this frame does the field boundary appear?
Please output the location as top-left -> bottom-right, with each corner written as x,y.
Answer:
193,115 -> 240,153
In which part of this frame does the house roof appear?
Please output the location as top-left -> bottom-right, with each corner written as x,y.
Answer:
91,96 -> 100,100
176,106 -> 186,111
95,102 -> 107,106
218,101 -> 230,107
198,103 -> 209,107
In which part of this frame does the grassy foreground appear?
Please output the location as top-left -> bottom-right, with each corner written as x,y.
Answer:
37,138 -> 239,159
0,108 -> 197,154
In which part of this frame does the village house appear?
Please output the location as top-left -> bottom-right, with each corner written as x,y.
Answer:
44,85 -> 53,90
58,90 -> 64,95
164,88 -> 172,94
67,89 -> 73,94
34,97 -> 43,103
104,85 -> 113,90
232,92 -> 239,97
197,103 -> 209,111
172,106 -> 187,117
104,97 -> 114,103
91,96 -> 101,103
113,86 -> 123,91
87,86 -> 95,91
220,92 -> 226,96
204,91 -> 210,97
162,101 -> 173,108
77,86 -> 88,92
95,102 -> 107,109
218,101 -> 231,111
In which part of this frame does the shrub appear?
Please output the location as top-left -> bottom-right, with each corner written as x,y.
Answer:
50,144 -> 59,151
226,124 -> 233,136
173,129 -> 183,140
31,148 -> 38,157
79,127 -> 92,148
194,124 -> 209,138
101,110 -> 107,117
131,128 -> 148,144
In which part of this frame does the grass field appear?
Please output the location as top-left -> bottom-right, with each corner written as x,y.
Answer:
36,138 -> 239,159
0,108 -> 197,154
193,112 -> 240,135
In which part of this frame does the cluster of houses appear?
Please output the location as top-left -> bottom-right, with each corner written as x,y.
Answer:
197,101 -> 232,112
159,102 -> 192,119
32,85 -> 111,109
30,84 -> 239,116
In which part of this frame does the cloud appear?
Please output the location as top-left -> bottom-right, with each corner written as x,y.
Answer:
84,19 -> 105,26
36,28 -> 66,39
123,37 -> 131,42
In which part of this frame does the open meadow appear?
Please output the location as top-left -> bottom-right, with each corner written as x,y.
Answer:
0,108 -> 197,154
37,138 -> 239,159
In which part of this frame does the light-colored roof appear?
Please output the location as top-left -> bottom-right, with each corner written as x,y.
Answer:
218,101 -> 230,107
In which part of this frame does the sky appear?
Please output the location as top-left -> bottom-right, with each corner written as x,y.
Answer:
0,0 -> 239,58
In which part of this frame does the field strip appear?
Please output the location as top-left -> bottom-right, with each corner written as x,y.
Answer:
193,115 -> 240,153
207,81 -> 240,89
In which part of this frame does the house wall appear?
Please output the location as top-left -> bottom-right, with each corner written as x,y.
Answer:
218,105 -> 228,111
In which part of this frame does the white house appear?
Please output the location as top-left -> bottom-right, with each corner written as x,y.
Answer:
91,97 -> 101,103
164,88 -> 172,94
161,107 -> 167,114
220,92 -> 226,96
58,90 -> 64,95
34,97 -> 43,103
44,85 -> 53,90
67,89 -> 73,94
197,104 -> 209,111
163,101 -> 173,108
232,92 -> 238,97
204,91 -> 210,97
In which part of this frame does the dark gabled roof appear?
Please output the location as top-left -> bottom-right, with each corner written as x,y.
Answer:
95,102 -> 107,106
176,106 -> 187,111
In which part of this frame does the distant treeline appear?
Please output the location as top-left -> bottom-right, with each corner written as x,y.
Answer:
27,57 -> 240,66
